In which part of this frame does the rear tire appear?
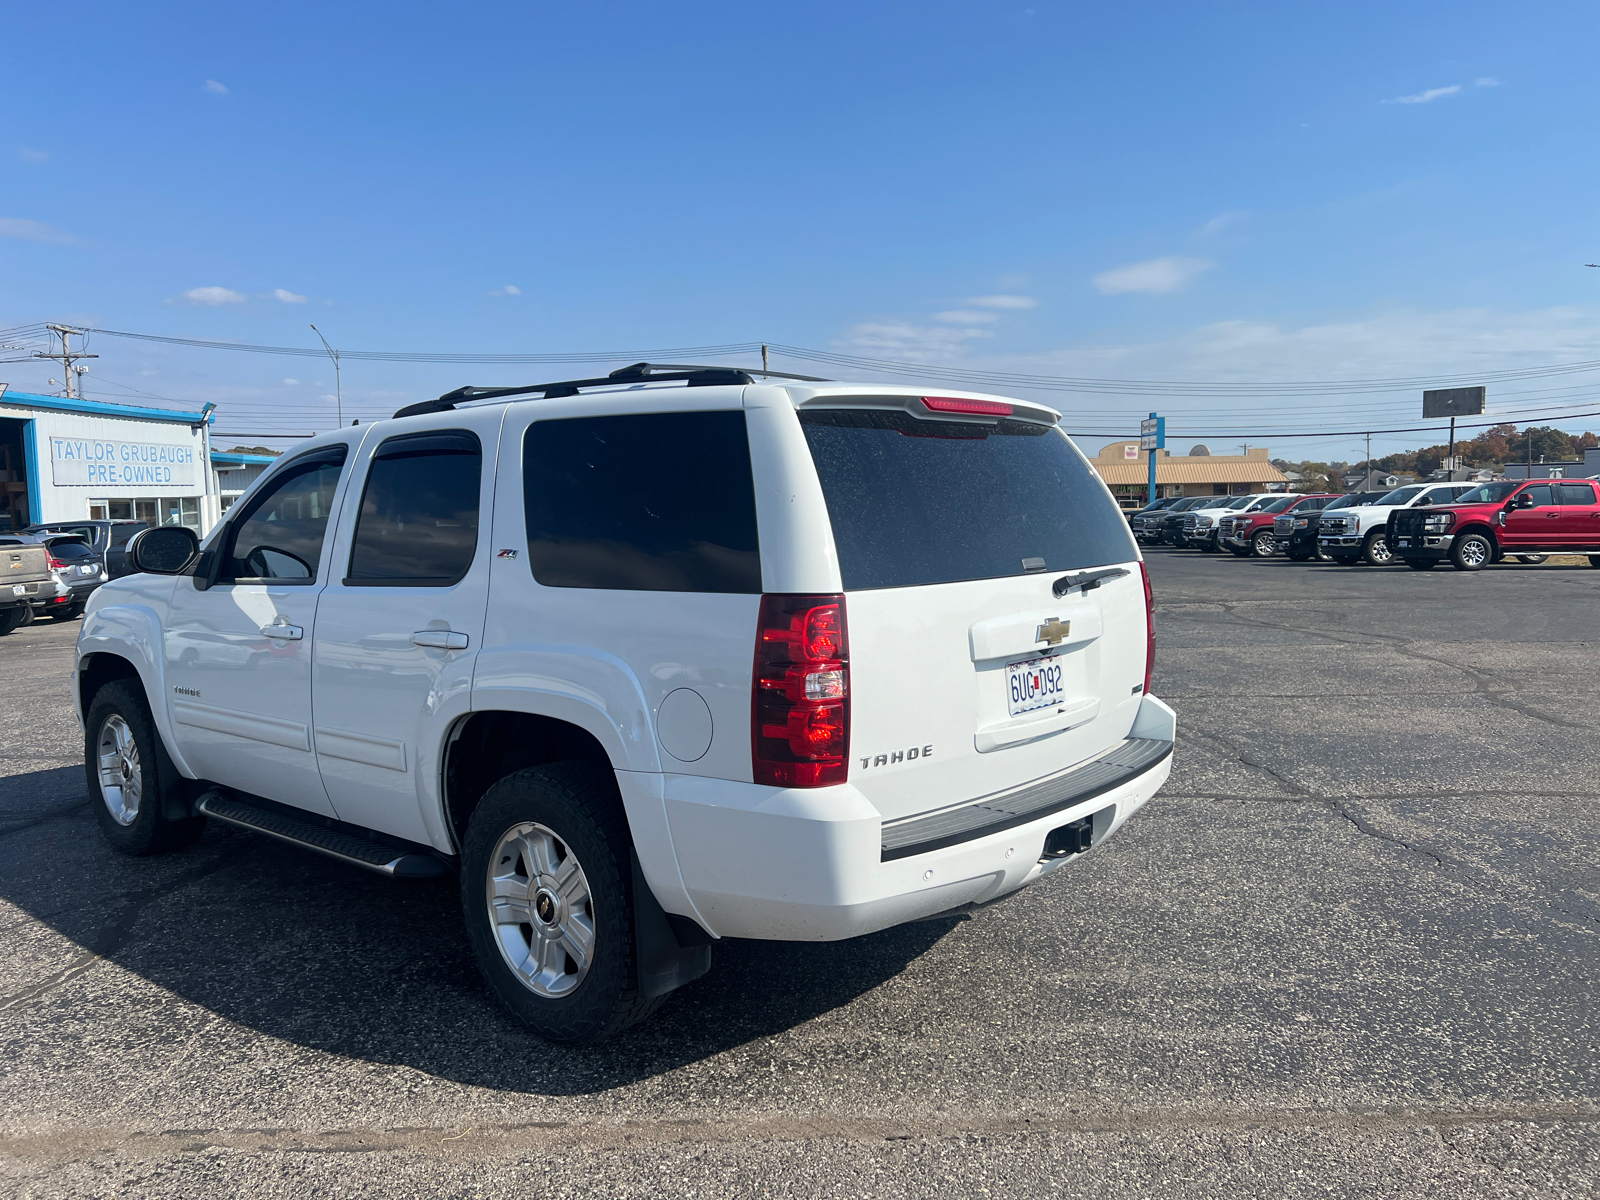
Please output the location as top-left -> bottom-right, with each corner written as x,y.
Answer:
0,606 -> 26,636
461,762 -> 664,1043
1361,531 -> 1394,566
85,680 -> 206,855
1514,555 -> 1547,566
1228,545 -> 1250,557
1286,549 -> 1312,562
1590,555 -> 1600,569
1402,558 -> 1437,571
1449,532 -> 1493,572
1331,555 -> 1360,565
51,601 -> 85,622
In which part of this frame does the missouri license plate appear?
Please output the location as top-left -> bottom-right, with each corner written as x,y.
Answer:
1006,654 -> 1065,717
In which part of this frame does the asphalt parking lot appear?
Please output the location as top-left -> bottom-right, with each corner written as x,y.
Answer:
2,551 -> 1597,1199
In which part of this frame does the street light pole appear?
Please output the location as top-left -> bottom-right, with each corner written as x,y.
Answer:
309,325 -> 342,429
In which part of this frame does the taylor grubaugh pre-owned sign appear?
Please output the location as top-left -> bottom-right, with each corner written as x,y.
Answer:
49,437 -> 199,487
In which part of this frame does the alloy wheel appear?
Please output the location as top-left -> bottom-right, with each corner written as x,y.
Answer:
485,821 -> 597,999
96,714 -> 142,826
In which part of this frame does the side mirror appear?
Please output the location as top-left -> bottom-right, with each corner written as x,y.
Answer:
127,526 -> 200,575
1513,492 -> 1535,509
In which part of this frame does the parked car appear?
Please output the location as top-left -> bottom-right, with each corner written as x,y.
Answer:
32,534 -> 106,620
1211,493 -> 1294,551
1316,481 -> 1480,565
1127,497 -> 1182,541
1175,494 -> 1245,549
25,519 -> 149,579
1152,499 -> 1209,547
1391,478 -> 1600,571
75,366 -> 1175,1042
0,538 -> 54,634
1274,492 -> 1386,561
1224,494 -> 1339,557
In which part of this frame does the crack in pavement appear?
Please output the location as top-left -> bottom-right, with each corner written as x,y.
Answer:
3,1104 -> 1597,1160
0,845 -> 248,1012
0,798 -> 89,839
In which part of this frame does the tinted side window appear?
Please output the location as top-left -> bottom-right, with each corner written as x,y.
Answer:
523,411 -> 761,593
110,524 -> 144,548
1523,485 -> 1555,508
347,432 -> 482,586
1556,483 -> 1598,505
223,448 -> 347,583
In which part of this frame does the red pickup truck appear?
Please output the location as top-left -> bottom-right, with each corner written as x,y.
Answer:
1222,494 -> 1340,557
1390,478 -> 1600,571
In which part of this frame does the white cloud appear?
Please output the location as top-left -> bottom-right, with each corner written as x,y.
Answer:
835,321 -> 993,361
178,286 -> 246,306
1475,76 -> 1500,88
273,288 -> 307,303
1093,256 -> 1213,295
1200,210 -> 1248,238
17,146 -> 48,163
966,294 -> 1036,310
282,378 -> 299,386
0,217 -> 74,244
1388,84 -> 1460,105
933,309 -> 999,324
321,393 -> 339,403
488,284 -> 522,296
204,80 -> 229,95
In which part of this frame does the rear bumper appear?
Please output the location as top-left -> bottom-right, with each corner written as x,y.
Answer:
663,695 -> 1176,941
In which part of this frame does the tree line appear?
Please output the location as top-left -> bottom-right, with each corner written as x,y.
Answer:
1272,423 -> 1597,493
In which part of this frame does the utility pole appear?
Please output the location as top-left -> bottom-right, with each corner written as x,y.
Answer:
1364,433 -> 1372,490
309,325 -> 342,428
32,325 -> 97,398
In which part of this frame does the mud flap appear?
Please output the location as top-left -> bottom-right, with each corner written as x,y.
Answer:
631,850 -> 713,1000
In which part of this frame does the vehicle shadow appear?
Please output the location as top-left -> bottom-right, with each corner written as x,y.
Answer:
0,764 -> 962,1096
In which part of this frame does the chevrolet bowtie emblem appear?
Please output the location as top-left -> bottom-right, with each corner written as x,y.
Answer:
1035,617 -> 1070,646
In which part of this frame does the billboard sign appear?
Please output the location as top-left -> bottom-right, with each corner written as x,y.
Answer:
1140,416 -> 1165,451
1422,386 -> 1486,419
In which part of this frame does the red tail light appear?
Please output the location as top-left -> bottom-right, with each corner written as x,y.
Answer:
48,558 -> 66,569
921,396 -> 1013,418
752,594 -> 850,787
1140,562 -> 1155,697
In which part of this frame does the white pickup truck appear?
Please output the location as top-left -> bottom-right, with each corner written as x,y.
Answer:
76,363 -> 1175,1041
1316,481 -> 1480,565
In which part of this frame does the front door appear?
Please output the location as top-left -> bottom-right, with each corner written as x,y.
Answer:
309,412 -> 499,849
163,443 -> 355,815
1500,483 -> 1556,549
1551,481 -> 1600,542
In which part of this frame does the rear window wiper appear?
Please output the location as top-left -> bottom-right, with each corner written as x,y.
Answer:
1052,567 -> 1130,597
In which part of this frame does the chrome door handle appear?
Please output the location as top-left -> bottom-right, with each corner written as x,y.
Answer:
261,623 -> 303,641
411,630 -> 469,650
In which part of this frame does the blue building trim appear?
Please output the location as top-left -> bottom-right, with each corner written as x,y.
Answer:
21,420 -> 41,526
0,389 -> 214,426
209,451 -> 277,466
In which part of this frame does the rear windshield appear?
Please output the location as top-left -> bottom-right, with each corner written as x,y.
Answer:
800,410 -> 1136,591
49,541 -> 96,561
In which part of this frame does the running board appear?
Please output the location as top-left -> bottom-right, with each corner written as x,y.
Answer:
196,792 -> 450,878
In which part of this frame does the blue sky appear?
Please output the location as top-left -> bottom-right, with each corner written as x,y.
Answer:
3,1 -> 1598,462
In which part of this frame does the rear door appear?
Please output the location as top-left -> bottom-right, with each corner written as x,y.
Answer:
795,402 -> 1148,823
309,409 -> 501,848
1550,481 -> 1600,541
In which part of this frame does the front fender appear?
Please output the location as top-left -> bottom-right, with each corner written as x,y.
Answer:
76,599 -> 196,779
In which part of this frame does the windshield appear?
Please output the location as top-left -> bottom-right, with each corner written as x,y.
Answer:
1453,482 -> 1519,504
1374,485 -> 1424,506
801,411 -> 1136,590
1260,497 -> 1296,513
1197,496 -> 1234,508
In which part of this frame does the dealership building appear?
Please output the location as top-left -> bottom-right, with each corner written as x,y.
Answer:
0,387 -> 275,535
1090,440 -> 1289,508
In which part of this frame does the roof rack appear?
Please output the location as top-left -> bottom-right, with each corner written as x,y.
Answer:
392,361 -> 831,419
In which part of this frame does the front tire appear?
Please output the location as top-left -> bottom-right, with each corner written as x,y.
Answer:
1250,530 -> 1275,558
85,681 -> 205,855
1200,538 -> 1220,553
1331,554 -> 1360,565
1450,532 -> 1493,572
1286,548 -> 1312,562
461,762 -> 663,1043
1361,531 -> 1394,566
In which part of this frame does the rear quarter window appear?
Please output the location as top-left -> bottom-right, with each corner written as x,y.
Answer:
523,411 -> 762,593
800,409 -> 1136,590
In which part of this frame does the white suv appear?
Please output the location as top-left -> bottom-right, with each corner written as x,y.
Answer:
76,363 -> 1175,1041
1316,481 -> 1479,565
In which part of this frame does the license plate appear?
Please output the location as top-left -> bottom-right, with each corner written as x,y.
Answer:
10,584 -> 22,596
1396,538 -> 1410,547
1006,654 -> 1066,717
